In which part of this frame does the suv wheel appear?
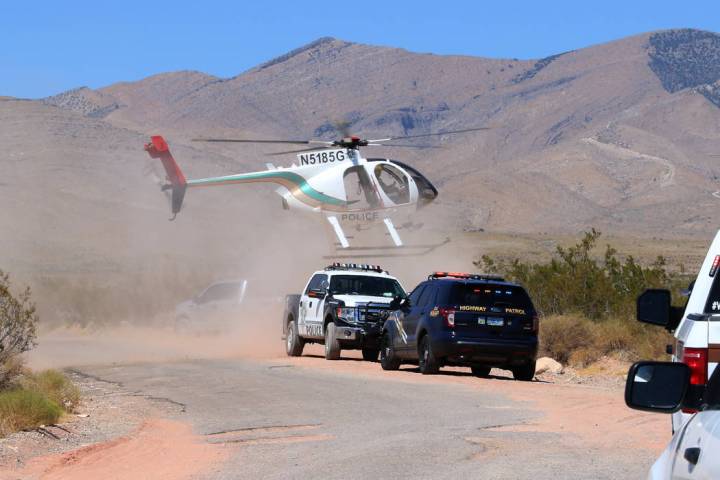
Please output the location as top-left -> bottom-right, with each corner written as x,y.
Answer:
512,361 -> 536,381
286,320 -> 304,357
380,334 -> 401,371
471,366 -> 491,377
362,348 -> 380,362
418,335 -> 440,375
324,322 -> 341,360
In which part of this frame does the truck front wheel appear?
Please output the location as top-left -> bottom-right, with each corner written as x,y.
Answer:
286,320 -> 304,357
380,333 -> 401,371
324,322 -> 341,360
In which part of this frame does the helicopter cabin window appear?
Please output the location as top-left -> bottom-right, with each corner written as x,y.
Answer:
374,164 -> 410,205
343,166 -> 381,210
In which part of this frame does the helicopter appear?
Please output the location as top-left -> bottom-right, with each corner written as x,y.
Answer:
144,127 -> 488,251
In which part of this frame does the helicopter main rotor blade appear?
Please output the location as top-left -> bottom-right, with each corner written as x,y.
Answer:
191,138 -> 334,146
267,146 -> 334,156
366,143 -> 443,149
367,126 -> 491,143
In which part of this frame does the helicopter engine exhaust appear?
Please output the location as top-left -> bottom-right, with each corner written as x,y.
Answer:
144,136 -> 187,220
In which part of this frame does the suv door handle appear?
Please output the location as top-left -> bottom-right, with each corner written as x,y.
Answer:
684,447 -> 701,465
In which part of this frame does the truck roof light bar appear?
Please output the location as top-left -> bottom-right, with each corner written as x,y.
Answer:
428,272 -> 505,281
326,262 -> 385,273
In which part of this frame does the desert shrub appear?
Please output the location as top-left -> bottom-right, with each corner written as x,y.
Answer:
480,230 -> 684,366
477,229 -> 686,320
0,389 -> 62,436
0,270 -> 38,388
539,315 -> 672,367
22,370 -> 81,413
539,315 -> 596,364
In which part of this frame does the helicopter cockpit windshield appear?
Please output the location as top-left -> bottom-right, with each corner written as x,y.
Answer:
387,160 -> 438,206
374,164 -> 410,205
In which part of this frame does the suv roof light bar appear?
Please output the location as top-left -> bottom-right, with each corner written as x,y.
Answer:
326,262 -> 385,273
428,272 -> 505,281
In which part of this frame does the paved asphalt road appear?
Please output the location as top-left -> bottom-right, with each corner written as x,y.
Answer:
78,353 -> 658,480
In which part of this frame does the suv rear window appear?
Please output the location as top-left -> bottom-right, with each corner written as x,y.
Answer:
447,283 -> 534,312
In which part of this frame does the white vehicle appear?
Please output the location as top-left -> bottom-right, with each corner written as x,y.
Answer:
625,360 -> 720,479
637,230 -> 720,431
282,263 -> 407,361
175,279 -> 248,333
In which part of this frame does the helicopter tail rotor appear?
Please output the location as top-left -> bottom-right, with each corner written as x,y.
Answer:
144,136 -> 187,220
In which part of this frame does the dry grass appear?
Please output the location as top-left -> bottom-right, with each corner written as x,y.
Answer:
21,369 -> 81,412
0,369 -> 80,437
0,389 -> 63,436
540,314 -> 672,368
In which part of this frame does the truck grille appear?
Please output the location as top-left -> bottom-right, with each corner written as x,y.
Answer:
358,307 -> 390,323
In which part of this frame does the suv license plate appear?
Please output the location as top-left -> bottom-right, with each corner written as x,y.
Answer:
487,317 -> 504,327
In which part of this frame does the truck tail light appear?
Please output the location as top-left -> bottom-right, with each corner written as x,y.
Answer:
682,347 -> 708,414
439,308 -> 455,327
683,348 -> 708,385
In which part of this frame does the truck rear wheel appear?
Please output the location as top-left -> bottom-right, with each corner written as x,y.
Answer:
286,320 -> 304,357
324,322 -> 341,360
471,366 -> 491,377
362,348 -> 380,362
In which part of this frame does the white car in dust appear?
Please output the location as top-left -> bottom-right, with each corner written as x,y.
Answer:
175,280 -> 248,333
625,360 -> 720,479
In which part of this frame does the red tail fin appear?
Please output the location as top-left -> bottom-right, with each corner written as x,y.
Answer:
144,136 -> 187,219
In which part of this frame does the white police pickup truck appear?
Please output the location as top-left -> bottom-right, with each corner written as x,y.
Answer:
637,230 -> 720,432
282,263 -> 407,361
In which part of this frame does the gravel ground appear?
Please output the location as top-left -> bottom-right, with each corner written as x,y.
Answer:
0,369 -> 182,473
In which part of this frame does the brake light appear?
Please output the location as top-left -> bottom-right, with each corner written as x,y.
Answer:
682,348 -> 708,385
439,308 -> 455,327
532,314 -> 539,333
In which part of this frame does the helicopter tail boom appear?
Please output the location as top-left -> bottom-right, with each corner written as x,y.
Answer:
144,136 -> 187,219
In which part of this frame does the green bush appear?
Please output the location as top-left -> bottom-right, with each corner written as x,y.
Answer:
479,230 -> 683,366
0,270 -> 38,389
477,229 -> 687,320
0,389 -> 62,436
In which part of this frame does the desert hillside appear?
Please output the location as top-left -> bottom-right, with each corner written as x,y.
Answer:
37,29 -> 720,238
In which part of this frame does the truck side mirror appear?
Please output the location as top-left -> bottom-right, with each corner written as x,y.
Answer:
308,288 -> 327,299
637,289 -> 683,331
625,361 -> 690,413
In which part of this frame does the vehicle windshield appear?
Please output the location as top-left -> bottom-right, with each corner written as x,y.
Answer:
329,275 -> 405,298
448,283 -> 534,311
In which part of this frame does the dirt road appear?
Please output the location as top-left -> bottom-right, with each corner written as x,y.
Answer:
4,337 -> 669,480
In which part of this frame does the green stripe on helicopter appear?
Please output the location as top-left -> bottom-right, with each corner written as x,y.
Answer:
187,170 -> 347,206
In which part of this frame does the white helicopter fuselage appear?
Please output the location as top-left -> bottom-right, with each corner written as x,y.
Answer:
145,136 -> 437,248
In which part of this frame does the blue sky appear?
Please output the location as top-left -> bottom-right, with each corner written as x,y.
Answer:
3,0 -> 719,98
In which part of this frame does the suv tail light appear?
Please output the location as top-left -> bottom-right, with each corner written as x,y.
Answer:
681,347 -> 708,414
683,347 -> 708,385
439,308 -> 455,327
532,314 -> 539,333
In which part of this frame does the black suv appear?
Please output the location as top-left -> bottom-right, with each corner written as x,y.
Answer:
380,272 -> 538,380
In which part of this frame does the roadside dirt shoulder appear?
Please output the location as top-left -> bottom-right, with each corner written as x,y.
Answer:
0,370 -> 223,480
